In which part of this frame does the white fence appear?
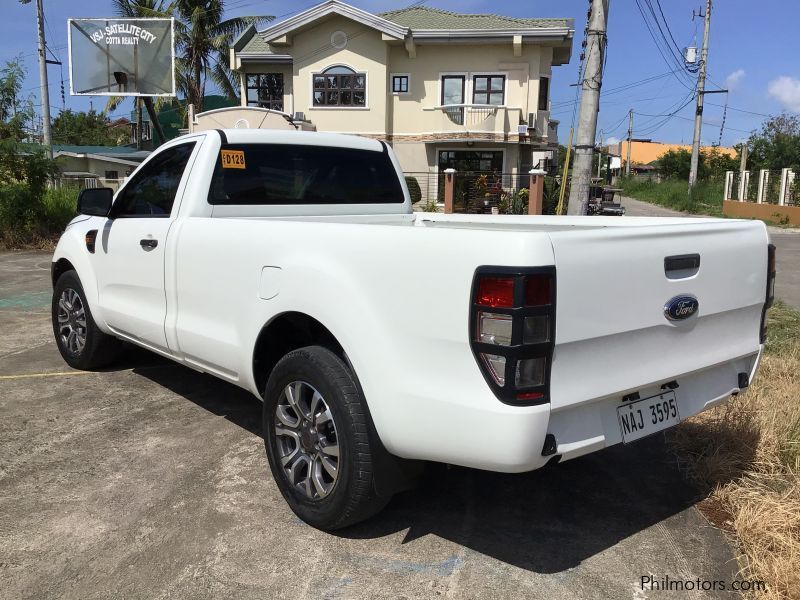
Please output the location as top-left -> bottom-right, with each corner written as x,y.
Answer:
724,169 -> 798,206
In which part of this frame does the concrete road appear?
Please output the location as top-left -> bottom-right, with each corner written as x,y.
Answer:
623,196 -> 800,310
1,251 -> 741,599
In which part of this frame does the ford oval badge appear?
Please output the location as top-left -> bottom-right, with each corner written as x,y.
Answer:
664,295 -> 699,321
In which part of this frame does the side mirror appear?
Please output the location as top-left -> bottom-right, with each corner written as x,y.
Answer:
77,187 -> 113,217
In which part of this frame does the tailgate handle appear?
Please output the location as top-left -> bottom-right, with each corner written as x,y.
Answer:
664,254 -> 700,278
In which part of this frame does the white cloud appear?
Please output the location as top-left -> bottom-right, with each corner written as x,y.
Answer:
725,69 -> 745,91
604,136 -> 620,146
768,76 -> 800,112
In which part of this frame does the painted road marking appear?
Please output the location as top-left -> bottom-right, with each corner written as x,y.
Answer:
0,371 -> 94,380
0,291 -> 51,309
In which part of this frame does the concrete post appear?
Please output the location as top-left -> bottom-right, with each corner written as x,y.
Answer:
528,168 -> 546,215
779,168 -> 790,206
723,171 -> 733,201
443,168 -> 456,214
740,170 -> 749,201
757,169 -> 768,204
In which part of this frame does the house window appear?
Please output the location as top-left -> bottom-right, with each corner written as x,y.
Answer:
246,73 -> 284,111
104,170 -> 118,180
472,75 -> 505,106
313,66 -> 366,107
391,74 -> 409,94
538,76 -> 550,111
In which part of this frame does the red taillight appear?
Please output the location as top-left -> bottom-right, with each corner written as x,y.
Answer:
476,276 -> 515,308
470,268 -> 556,406
525,275 -> 552,306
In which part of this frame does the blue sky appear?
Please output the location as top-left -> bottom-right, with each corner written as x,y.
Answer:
3,0 -> 798,146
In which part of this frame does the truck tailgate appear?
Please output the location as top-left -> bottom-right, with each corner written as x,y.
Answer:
547,220 -> 768,411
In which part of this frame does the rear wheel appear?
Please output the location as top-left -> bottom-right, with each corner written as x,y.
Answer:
51,270 -> 122,370
263,346 -> 388,530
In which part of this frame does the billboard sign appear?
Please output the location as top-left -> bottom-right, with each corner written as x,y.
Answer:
68,18 -> 175,96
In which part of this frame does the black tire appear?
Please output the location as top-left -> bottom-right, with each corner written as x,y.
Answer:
263,346 -> 389,530
51,270 -> 122,370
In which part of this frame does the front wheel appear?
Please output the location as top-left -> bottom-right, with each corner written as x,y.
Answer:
51,270 -> 122,370
263,346 -> 388,530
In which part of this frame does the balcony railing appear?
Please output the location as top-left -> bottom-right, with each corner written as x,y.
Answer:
423,104 -> 524,138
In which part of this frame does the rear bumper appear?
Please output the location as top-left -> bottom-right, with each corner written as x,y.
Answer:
394,349 -> 761,473
547,349 -> 761,464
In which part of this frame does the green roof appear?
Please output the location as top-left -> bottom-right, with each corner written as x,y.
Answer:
239,34 -> 278,55
379,6 -> 572,30
52,144 -> 140,155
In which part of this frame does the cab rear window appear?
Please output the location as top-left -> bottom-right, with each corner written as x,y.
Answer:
207,143 -> 405,205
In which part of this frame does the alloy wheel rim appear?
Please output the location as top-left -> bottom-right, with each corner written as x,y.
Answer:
57,288 -> 87,356
274,381 -> 340,500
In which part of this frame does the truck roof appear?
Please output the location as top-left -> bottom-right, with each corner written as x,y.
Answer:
204,128 -> 386,152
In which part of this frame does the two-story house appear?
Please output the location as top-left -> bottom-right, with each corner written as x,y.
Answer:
230,0 -> 573,178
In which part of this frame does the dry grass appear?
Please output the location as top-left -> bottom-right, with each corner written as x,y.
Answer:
669,301 -> 800,599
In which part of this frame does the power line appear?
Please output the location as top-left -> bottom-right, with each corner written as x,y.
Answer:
633,0 -> 695,89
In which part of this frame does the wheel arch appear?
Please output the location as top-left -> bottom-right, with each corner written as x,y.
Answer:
252,311 -> 345,397
51,257 -> 76,288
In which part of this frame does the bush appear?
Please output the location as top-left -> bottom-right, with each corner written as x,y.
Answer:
0,140 -> 60,248
42,186 -> 78,234
0,183 -> 41,241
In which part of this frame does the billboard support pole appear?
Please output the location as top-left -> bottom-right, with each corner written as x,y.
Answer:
143,97 -> 165,147
136,98 -> 143,150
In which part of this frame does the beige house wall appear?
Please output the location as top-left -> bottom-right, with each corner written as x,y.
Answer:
55,155 -> 136,178
386,43 -> 548,138
288,16 -> 389,134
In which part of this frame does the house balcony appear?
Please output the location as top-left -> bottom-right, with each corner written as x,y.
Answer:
413,104 -> 553,145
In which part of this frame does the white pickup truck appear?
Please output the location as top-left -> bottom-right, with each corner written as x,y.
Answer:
51,129 -> 776,530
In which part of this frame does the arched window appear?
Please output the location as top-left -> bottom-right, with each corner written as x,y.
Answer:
312,66 -> 366,107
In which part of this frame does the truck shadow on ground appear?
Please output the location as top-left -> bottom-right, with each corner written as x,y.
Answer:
124,347 -> 755,575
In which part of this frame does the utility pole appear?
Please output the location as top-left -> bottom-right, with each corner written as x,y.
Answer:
625,109 -> 633,177
35,0 -> 52,157
566,0 -> 610,215
597,130 -> 603,178
688,0 -> 712,190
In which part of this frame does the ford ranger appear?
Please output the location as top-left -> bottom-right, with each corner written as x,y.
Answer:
50,129 -> 776,530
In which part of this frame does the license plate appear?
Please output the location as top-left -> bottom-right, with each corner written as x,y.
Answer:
617,391 -> 680,444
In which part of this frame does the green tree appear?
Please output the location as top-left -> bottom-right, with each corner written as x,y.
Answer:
747,113 -> 800,171
703,147 -> 739,182
52,109 -> 130,146
0,56 -> 33,142
656,149 -> 693,179
111,0 -> 273,112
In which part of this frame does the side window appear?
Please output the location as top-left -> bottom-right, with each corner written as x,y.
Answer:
112,142 -> 196,217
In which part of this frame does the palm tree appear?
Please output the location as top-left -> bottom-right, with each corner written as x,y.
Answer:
111,0 -> 272,112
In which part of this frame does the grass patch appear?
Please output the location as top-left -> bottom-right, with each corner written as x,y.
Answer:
619,177 -> 724,217
669,300 -> 800,599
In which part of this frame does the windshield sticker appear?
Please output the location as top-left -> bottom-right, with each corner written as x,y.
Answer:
221,149 -> 246,169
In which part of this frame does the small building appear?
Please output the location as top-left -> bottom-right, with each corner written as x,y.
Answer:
53,145 -> 150,191
228,0 -> 574,179
615,139 -> 736,171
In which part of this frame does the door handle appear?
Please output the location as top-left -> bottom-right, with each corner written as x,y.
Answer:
140,238 -> 158,250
